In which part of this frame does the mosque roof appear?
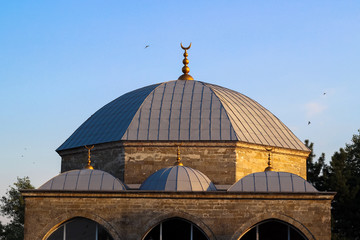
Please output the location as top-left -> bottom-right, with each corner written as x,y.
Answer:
38,169 -> 127,191
227,171 -> 318,193
139,165 -> 216,191
57,80 -> 308,152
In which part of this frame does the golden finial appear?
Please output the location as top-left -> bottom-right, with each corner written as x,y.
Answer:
265,148 -> 274,172
178,43 -> 194,80
84,145 -> 94,169
174,146 -> 184,166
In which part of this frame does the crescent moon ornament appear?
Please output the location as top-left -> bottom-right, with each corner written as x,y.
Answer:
85,145 -> 94,150
265,147 -> 273,152
180,42 -> 191,50
84,145 -> 95,169
178,42 -> 194,80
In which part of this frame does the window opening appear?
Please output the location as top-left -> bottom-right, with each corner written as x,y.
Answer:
144,218 -> 208,240
240,220 -> 307,240
46,217 -> 113,240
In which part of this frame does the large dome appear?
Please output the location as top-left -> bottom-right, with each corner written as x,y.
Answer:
57,80 -> 307,152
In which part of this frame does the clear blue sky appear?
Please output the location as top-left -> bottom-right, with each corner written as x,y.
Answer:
1,1 -> 359,204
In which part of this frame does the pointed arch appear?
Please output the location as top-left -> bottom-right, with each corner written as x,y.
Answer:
40,211 -> 123,240
230,213 -> 315,240
141,211 -> 215,240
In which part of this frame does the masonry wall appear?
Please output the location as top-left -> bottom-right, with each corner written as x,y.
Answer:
59,141 -> 309,185
235,142 -> 308,181
23,191 -> 334,240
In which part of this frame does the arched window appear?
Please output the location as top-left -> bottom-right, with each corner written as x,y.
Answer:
240,219 -> 307,240
144,218 -> 209,240
46,217 -> 113,240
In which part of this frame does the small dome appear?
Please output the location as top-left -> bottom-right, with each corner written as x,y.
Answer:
38,169 -> 127,191
227,171 -> 317,193
140,165 -> 216,191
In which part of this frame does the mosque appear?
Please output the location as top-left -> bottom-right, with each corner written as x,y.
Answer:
22,44 -> 334,240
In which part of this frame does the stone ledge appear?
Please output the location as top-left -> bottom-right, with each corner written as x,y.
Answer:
21,190 -> 336,201
57,140 -> 310,156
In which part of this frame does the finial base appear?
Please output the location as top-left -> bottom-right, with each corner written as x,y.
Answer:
265,166 -> 274,171
178,74 -> 194,80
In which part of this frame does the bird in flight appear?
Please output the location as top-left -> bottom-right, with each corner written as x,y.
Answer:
323,92 -> 326,95
308,121 -> 311,125
145,45 -> 150,49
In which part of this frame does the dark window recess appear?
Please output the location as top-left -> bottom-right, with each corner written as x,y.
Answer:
240,228 -> 256,240
46,217 -> 114,240
144,225 -> 160,240
47,226 -> 64,240
144,218 -> 209,240
240,220 -> 307,240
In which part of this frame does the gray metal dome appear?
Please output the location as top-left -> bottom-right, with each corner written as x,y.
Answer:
38,169 -> 127,191
57,80 -> 308,152
140,165 -> 216,191
227,171 -> 318,193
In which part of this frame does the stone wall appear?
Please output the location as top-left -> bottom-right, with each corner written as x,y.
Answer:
122,142 -> 238,185
23,191 -> 334,240
235,142 -> 308,180
59,141 -> 309,185
60,142 -> 126,181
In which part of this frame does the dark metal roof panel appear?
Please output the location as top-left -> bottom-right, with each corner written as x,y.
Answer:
57,84 -> 160,151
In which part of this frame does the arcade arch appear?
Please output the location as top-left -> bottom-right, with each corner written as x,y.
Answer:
143,217 -> 209,240
45,217 -> 114,240
240,219 -> 307,240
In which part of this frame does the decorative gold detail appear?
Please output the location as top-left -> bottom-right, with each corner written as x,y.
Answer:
178,42 -> 194,80
84,145 -> 94,169
265,148 -> 274,172
174,146 -> 184,166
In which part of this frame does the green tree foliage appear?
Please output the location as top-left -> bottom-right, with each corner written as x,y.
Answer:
0,177 -> 34,240
306,130 -> 360,240
328,130 -> 360,240
305,139 -> 329,191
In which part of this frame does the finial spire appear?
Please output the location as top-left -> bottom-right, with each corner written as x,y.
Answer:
178,43 -> 194,80
174,146 -> 184,166
265,148 -> 274,172
84,145 -> 94,169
